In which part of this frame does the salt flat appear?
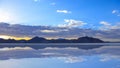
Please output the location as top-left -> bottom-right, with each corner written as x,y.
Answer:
0,43 -> 120,46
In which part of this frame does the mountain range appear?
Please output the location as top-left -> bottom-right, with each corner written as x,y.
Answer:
0,36 -> 104,43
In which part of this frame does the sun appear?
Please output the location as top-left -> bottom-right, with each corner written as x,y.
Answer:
0,11 -> 11,22
0,10 -> 14,23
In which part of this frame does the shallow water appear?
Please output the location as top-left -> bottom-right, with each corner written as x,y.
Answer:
0,44 -> 120,68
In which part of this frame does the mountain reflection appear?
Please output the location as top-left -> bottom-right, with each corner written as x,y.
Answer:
0,45 -> 120,61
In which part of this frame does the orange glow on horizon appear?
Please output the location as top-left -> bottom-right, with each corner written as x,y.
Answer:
0,35 -> 31,40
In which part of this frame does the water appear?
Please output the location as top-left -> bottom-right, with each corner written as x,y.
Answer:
0,43 -> 120,68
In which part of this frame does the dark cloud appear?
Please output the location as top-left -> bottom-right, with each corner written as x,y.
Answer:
0,22 -> 120,41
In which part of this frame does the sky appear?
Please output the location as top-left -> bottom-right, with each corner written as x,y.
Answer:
0,0 -> 120,41
0,0 -> 120,26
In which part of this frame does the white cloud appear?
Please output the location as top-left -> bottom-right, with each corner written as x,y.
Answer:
50,2 -> 56,6
100,21 -> 120,30
58,19 -> 87,28
56,10 -> 71,14
40,30 -> 59,33
99,21 -> 111,30
100,21 -> 111,26
112,10 -> 120,16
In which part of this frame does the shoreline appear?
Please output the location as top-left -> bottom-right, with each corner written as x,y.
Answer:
0,43 -> 120,45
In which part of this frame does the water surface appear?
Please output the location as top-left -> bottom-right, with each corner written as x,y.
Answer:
0,44 -> 120,68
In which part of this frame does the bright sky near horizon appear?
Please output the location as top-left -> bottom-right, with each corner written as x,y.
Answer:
0,0 -> 120,28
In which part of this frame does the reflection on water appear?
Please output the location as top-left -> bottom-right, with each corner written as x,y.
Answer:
0,45 -> 120,68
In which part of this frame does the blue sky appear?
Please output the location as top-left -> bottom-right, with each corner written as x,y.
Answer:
0,0 -> 120,41
0,0 -> 120,28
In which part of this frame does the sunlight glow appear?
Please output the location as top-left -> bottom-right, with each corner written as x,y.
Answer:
0,35 -> 10,39
0,10 -> 16,23
0,12 -> 11,22
0,35 -> 31,40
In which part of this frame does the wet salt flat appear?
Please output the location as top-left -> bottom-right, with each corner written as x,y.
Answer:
0,44 -> 120,68
0,43 -> 120,45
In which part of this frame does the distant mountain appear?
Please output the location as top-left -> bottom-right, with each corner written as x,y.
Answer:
0,36 -> 104,43
28,36 -> 47,43
77,36 -> 104,43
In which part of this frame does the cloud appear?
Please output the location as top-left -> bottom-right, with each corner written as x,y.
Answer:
50,2 -> 56,6
40,30 -> 59,33
100,21 -> 111,26
56,10 -> 71,14
112,10 -> 120,16
58,19 -> 87,28
100,21 -> 111,30
0,22 -> 120,41
112,10 -> 118,14
100,21 -> 120,30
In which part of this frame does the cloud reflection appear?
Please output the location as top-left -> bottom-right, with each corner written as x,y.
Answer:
58,57 -> 86,63
0,46 -> 120,63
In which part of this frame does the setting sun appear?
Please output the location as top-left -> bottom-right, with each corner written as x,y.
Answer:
0,10 -> 15,23
0,12 -> 10,22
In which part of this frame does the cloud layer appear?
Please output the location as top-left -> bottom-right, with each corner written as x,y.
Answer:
100,21 -> 120,30
0,22 -> 120,41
